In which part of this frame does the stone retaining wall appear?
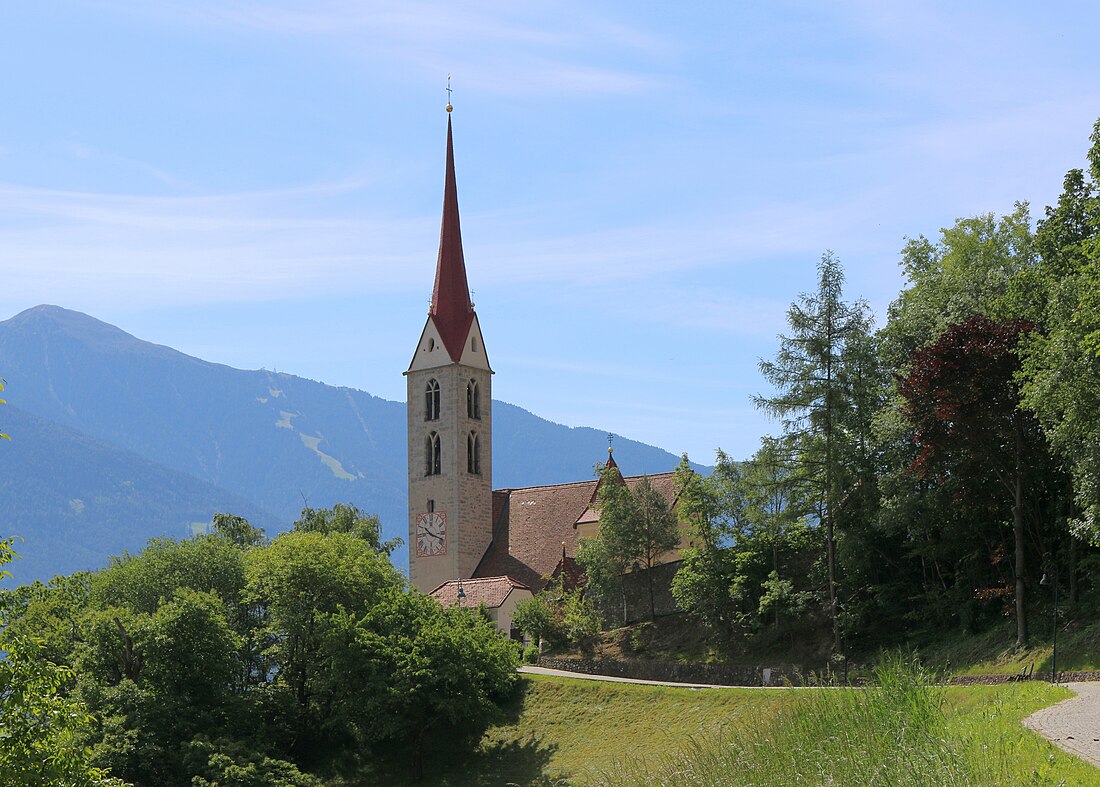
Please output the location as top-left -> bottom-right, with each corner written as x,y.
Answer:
948,670 -> 1100,686
597,562 -> 682,627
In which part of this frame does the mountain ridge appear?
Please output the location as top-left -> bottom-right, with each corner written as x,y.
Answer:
0,305 -> 704,584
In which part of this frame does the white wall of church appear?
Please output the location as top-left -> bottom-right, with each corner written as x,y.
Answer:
490,587 -> 533,636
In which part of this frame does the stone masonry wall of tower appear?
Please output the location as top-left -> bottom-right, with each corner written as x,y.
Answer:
407,362 -> 492,593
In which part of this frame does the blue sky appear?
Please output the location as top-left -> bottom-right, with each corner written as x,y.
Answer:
1,1 -> 1098,463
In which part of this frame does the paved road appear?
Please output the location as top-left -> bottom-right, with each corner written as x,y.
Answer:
518,665 -> 832,689
1024,682 -> 1100,768
519,665 -> 740,689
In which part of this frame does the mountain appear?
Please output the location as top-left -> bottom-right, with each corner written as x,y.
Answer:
0,305 -> 701,584
0,405 -> 281,583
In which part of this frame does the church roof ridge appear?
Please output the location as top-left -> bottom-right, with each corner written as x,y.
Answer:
430,113 -> 476,362
493,470 -> 677,496
432,575 -> 530,589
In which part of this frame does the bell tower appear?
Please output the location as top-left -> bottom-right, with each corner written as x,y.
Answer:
406,108 -> 493,593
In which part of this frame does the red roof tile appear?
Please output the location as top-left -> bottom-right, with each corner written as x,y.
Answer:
429,575 -> 531,609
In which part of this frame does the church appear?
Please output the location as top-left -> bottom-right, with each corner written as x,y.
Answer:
407,107 -> 683,633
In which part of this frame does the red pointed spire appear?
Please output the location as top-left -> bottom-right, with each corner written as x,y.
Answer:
430,114 -> 476,362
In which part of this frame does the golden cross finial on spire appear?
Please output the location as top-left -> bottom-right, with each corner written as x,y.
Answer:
608,433 -> 614,453
446,73 -> 453,113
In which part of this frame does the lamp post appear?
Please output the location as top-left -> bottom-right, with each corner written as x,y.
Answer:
1040,569 -> 1058,684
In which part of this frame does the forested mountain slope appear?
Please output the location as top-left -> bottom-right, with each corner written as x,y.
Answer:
0,305 -> 696,582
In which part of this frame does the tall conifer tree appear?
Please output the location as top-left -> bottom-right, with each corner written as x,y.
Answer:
755,252 -> 872,652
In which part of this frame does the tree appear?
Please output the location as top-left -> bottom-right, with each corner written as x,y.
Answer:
242,530 -> 403,767
631,476 -> 680,620
898,316 -> 1055,646
881,203 -> 1038,367
212,514 -> 266,549
755,251 -> 873,651
577,463 -> 635,617
670,454 -> 745,634
511,593 -> 556,651
576,463 -> 679,622
741,439 -> 815,628
292,503 -> 401,555
186,737 -> 321,787
559,587 -> 602,651
742,438 -> 808,583
320,589 -> 518,780
1020,119 -> 1100,543
0,538 -> 125,786
874,204 -> 1049,641
90,535 -> 247,617
2,506 -> 521,784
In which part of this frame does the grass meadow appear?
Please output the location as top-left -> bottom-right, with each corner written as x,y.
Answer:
418,659 -> 1099,786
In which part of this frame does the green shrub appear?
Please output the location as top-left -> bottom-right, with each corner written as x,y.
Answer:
522,644 -> 540,664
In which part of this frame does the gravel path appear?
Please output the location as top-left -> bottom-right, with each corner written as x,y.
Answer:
1024,682 -> 1100,768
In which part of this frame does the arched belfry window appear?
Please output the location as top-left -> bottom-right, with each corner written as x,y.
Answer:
467,432 -> 481,475
425,432 -> 441,476
425,379 -> 440,421
467,379 -> 481,420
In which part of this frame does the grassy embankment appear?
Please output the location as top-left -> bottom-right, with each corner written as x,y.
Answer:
416,662 -> 1097,786
916,617 -> 1100,676
592,612 -> 1100,679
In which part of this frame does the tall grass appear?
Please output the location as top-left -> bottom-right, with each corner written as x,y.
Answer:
596,653 -> 1085,786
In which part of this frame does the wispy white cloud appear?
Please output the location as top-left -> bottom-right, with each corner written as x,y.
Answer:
95,0 -> 669,96
0,172 -> 891,312
0,181 -> 431,308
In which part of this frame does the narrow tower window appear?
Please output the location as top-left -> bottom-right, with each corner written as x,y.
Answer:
467,432 -> 481,475
467,379 -> 481,420
425,379 -> 440,421
425,432 -> 441,476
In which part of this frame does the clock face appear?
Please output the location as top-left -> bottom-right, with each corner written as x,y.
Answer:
415,511 -> 447,557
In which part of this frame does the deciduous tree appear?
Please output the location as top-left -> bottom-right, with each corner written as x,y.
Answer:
899,316 -> 1053,645
577,462 -> 679,622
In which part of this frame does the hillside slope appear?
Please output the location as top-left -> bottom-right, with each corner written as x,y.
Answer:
0,405 -> 281,583
0,305 -> 700,581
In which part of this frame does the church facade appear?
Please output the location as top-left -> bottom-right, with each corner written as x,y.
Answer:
407,111 -> 684,618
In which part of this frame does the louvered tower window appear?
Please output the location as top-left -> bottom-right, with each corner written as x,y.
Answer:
425,379 -> 440,421
425,432 -> 441,476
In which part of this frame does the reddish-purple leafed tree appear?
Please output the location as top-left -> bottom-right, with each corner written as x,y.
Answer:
898,315 -> 1045,646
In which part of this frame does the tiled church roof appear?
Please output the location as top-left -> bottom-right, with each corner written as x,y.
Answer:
429,575 -> 531,609
473,472 -> 679,591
